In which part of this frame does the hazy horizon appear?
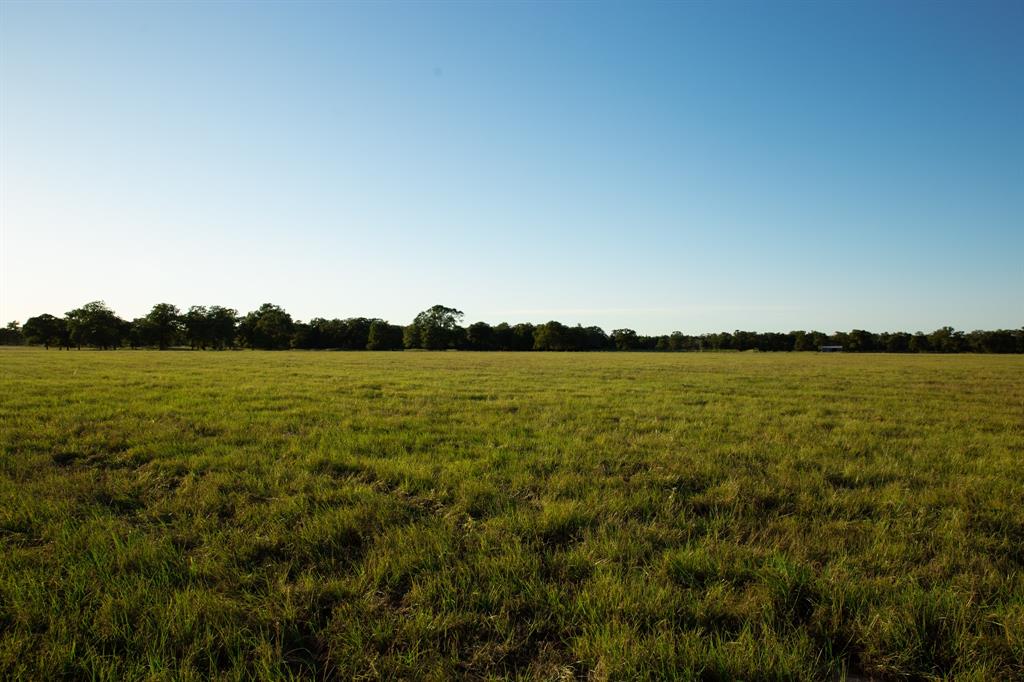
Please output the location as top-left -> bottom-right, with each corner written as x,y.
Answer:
2,1 -> 1021,335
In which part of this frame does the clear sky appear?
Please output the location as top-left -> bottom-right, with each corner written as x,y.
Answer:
1,1 -> 1021,334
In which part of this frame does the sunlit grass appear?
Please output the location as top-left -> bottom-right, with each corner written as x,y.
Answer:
1,349 -> 1022,679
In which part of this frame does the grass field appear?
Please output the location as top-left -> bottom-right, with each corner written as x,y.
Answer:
1,349 -> 1022,680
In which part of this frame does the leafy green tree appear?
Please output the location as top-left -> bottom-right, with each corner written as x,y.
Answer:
300,317 -> 351,349
23,314 -> 67,349
511,323 -> 536,351
344,318 -> 375,350
297,318 -> 329,349
576,325 -> 611,351
367,320 -> 404,350
491,323 -> 513,350
611,328 -> 639,351
466,322 -> 495,350
16,301 -> 1022,355
65,301 -> 125,349
291,321 -> 314,349
0,322 -> 24,345
118,317 -> 133,348
129,318 -> 152,347
412,305 -> 464,350
183,306 -> 212,349
828,331 -> 851,351
928,326 -> 966,353
668,331 -> 689,352
420,323 -> 446,350
909,332 -> 930,353
706,332 -> 732,350
127,318 -> 147,349
882,332 -> 911,353
533,321 -> 571,351
732,330 -> 756,351
207,306 -> 238,349
144,303 -> 182,349
238,303 -> 294,350
967,329 -> 1019,354
846,329 -> 875,353
403,323 -> 421,349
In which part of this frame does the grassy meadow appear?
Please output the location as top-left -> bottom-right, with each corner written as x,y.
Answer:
1,348 -> 1023,680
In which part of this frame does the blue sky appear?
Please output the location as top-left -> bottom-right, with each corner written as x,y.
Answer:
1,1 -> 1021,334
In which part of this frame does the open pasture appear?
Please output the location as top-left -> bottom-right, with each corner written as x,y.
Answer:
1,349 -> 1023,679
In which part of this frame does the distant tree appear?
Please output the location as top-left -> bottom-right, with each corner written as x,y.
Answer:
846,329 -> 875,353
668,331 -> 689,352
127,318 -> 147,349
0,322 -> 24,345
321,318 -> 348,348
403,323 -> 421,349
297,318 -> 329,349
701,333 -> 727,351
291,321 -> 314,349
829,331 -> 851,351
344,318 -> 375,350
183,306 -> 212,349
296,317 -> 383,350
144,303 -> 182,349
511,323 -> 536,351
732,330 -> 756,351
13,300 -> 1022,355
118,317 -> 133,348
23,314 -> 67,349
367,320 -> 404,350
207,306 -> 238,349
490,322 -> 512,350
753,332 -> 792,352
805,331 -> 827,351
881,332 -> 911,353
238,303 -> 294,350
571,325 -> 610,351
909,332 -> 930,353
420,324 -> 446,351
791,331 -> 811,352
611,328 -> 639,351
453,326 -> 470,349
967,329 -> 1019,354
928,326 -> 966,353
65,301 -> 125,349
534,321 -> 579,351
466,322 -> 495,351
412,305 -> 464,350
490,322 -> 536,351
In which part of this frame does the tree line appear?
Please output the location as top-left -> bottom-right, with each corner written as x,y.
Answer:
1,301 -> 1021,353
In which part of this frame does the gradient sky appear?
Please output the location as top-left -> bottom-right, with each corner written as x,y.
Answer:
1,1 -> 1021,334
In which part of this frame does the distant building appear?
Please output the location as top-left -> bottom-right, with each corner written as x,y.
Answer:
819,345 -> 843,352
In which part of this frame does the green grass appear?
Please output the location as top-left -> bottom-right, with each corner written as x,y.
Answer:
1,349 -> 1022,680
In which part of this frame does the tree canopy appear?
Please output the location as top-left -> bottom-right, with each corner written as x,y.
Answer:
2,300 -> 1020,354
407,305 -> 465,350
65,301 -> 125,350
238,304 -> 295,350
22,314 -> 68,349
